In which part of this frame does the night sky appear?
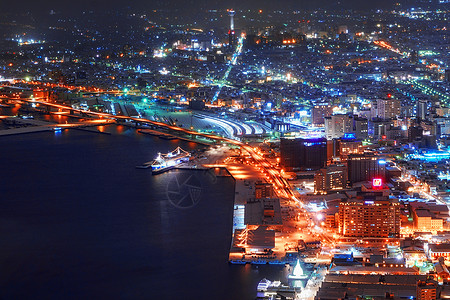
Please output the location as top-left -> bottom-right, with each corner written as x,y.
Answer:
0,0 -> 402,14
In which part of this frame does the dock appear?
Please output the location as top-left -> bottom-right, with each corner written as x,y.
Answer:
0,117 -> 114,137
0,126 -> 54,136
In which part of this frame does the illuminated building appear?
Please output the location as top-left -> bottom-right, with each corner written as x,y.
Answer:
254,181 -> 274,199
312,103 -> 332,125
245,198 -> 282,229
353,117 -> 369,140
416,280 -> 437,300
324,114 -> 353,139
317,274 -> 426,299
347,154 -> 386,185
280,137 -> 327,171
332,134 -> 364,157
361,179 -> 390,197
417,100 -> 428,121
413,209 -> 444,233
428,244 -> 450,261
227,9 -> 236,46
314,164 -> 347,193
372,98 -> 401,120
338,192 -> 400,238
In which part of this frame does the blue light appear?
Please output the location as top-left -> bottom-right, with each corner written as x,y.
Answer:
378,159 -> 386,165
342,133 -> 356,140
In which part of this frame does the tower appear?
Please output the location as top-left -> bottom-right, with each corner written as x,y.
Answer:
227,9 -> 236,46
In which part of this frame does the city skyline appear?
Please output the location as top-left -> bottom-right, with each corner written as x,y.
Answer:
1,1 -> 450,299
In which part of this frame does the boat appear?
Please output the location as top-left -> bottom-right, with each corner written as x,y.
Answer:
257,278 -> 282,292
137,147 -> 191,174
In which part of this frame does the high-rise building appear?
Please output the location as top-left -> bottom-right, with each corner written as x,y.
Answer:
408,126 -> 424,142
373,98 -> 401,120
338,194 -> 400,238
325,114 -> 353,139
280,137 -> 327,171
417,100 -> 428,121
314,164 -> 347,193
353,117 -> 369,140
347,154 -> 386,185
416,280 -> 437,300
312,103 -> 333,125
227,9 -> 236,46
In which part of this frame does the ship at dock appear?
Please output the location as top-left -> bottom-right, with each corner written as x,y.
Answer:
136,146 -> 191,174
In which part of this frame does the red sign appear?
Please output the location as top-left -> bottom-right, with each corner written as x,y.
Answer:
372,178 -> 383,188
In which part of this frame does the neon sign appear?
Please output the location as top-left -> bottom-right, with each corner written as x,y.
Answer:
372,178 -> 382,188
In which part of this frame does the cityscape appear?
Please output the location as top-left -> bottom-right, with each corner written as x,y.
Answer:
1,0 -> 450,299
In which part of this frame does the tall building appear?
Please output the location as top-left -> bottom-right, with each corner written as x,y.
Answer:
227,9 -> 236,46
417,100 -> 428,121
338,194 -> 400,238
347,154 -> 386,185
325,114 -> 353,139
416,280 -> 437,300
312,103 -> 333,125
280,137 -> 327,171
372,98 -> 401,120
353,117 -> 369,140
315,164 -> 347,193
408,125 -> 424,142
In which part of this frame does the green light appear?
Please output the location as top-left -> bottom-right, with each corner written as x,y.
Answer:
143,98 -> 147,103
123,88 -> 128,93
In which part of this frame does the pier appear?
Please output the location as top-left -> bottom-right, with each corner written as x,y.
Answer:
0,116 -> 115,137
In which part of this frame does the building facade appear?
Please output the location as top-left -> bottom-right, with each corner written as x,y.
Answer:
280,137 -> 327,171
347,154 -> 386,185
338,196 -> 400,238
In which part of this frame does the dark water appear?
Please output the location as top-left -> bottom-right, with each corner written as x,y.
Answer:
0,124 -> 289,299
